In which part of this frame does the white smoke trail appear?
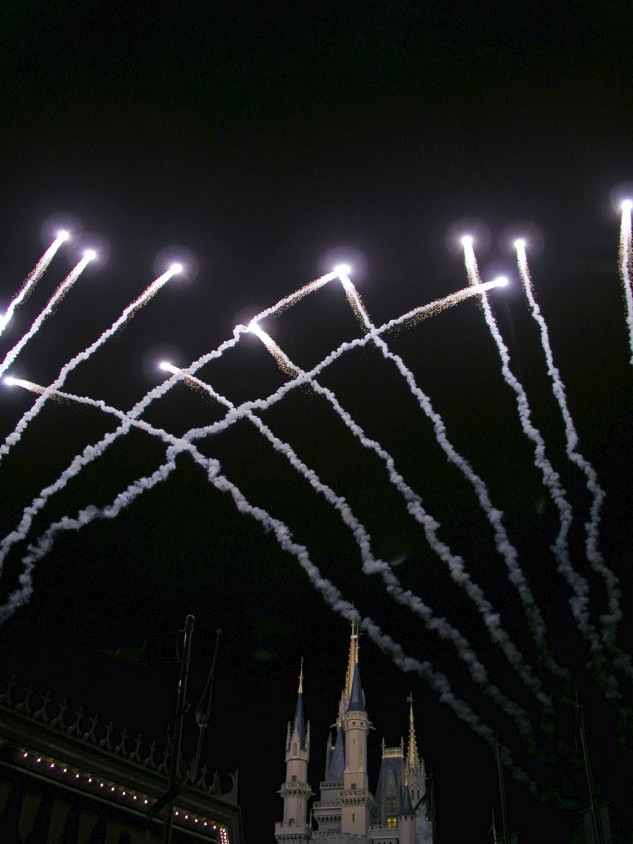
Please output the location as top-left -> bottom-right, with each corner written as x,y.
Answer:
619,201 -> 633,365
166,363 -> 546,738
0,264 -> 180,465
516,242 -> 625,658
0,253 -> 92,379
334,270 -> 567,688
0,231 -> 69,338
0,280 -> 500,575
462,242 -> 622,702
0,385 -> 537,790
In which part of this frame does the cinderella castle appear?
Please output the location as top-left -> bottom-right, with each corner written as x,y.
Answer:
275,623 -> 434,843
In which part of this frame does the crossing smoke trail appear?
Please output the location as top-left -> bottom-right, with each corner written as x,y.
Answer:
515,241 -> 626,665
0,278 -> 501,583
0,251 -> 93,379
244,327 -> 554,719
163,363 -> 548,745
0,231 -> 70,338
0,263 -> 182,465
334,270 -> 567,689
0,383 -> 542,797
461,239 -> 622,704
619,200 -> 633,364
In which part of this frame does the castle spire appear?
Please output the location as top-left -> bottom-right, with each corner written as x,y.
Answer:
404,693 -> 427,817
338,618 -> 360,724
291,660 -> 307,751
406,692 -> 420,774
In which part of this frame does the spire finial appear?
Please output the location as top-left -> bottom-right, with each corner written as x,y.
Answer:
299,657 -> 304,694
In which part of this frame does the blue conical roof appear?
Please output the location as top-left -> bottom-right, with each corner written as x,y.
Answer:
399,783 -> 414,817
346,661 -> 365,712
292,690 -> 307,750
326,725 -> 345,781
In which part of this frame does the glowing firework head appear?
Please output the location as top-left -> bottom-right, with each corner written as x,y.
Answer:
57,230 -> 70,243
514,238 -> 526,251
622,199 -> 633,213
83,249 -> 97,262
334,263 -> 352,279
248,319 -> 266,341
461,235 -> 474,248
169,262 -> 183,275
491,276 -> 509,288
3,376 -> 44,394
159,361 -> 180,375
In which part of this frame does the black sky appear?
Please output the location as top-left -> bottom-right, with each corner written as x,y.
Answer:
0,2 -> 632,841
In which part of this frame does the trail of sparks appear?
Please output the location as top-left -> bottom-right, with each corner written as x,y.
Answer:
462,241 -> 622,704
619,201 -> 633,365
0,232 -> 69,338
515,242 -> 626,665
336,270 -> 567,690
0,265 -> 180,465
0,254 -> 92,380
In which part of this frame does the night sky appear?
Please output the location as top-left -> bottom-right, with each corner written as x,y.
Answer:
1,3 -> 632,841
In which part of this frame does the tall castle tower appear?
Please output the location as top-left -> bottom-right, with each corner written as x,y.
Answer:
275,663 -> 312,843
276,624 -> 433,843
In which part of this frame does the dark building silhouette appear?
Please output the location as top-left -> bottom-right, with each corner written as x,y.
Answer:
0,676 -> 243,843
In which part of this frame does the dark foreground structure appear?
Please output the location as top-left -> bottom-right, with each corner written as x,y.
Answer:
0,676 -> 244,843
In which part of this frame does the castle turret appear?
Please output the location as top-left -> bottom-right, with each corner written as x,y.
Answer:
340,633 -> 373,835
275,663 -> 312,843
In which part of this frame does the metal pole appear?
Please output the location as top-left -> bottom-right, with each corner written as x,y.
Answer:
162,614 -> 195,844
191,628 -> 222,783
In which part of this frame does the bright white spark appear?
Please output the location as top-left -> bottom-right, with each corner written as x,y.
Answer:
0,255 -> 93,380
334,263 -> 351,277
3,377 -> 45,395
169,262 -> 183,274
619,199 -> 633,364
84,249 -> 97,261
0,232 -> 70,338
